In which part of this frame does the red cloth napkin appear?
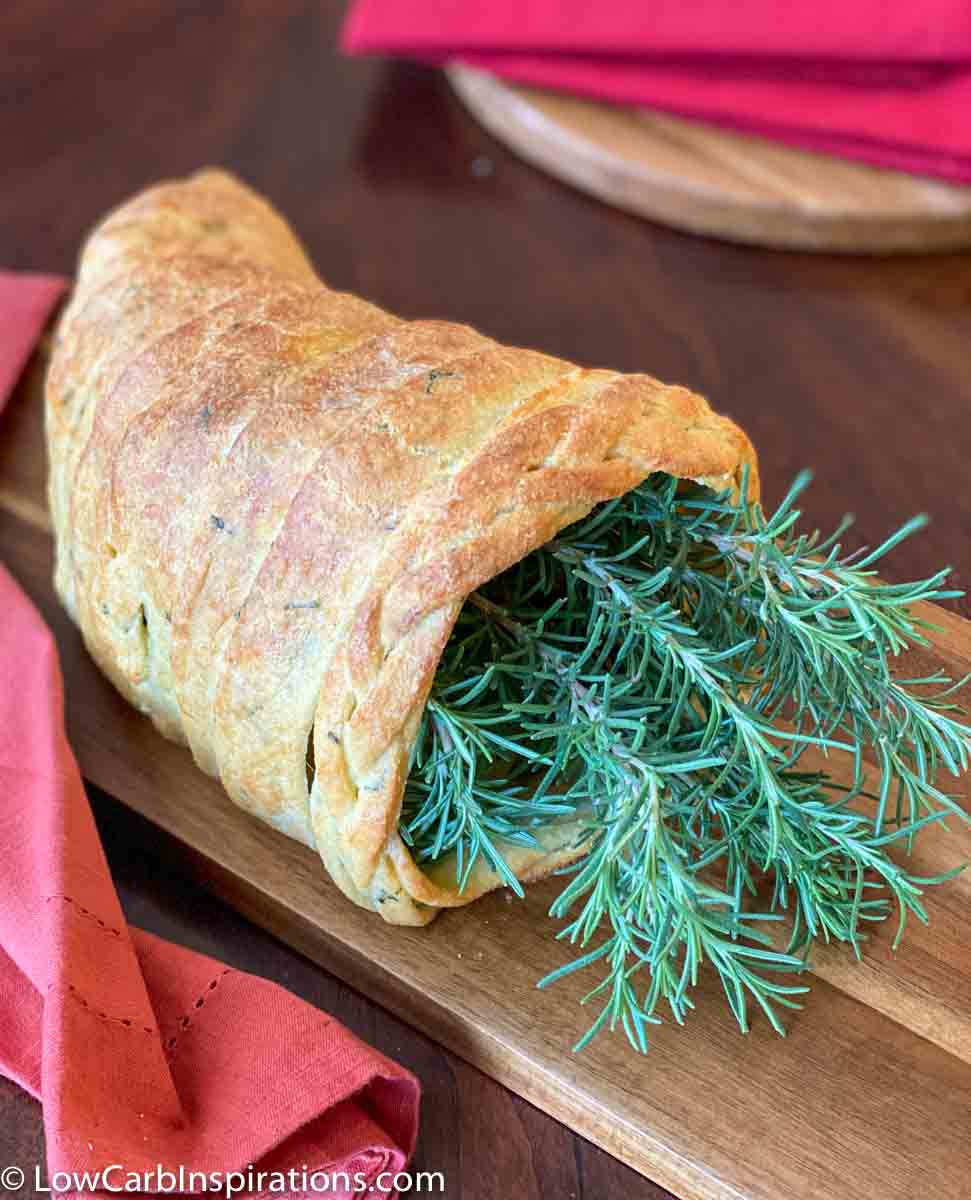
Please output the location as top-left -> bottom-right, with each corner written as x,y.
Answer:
0,271 -> 420,1199
341,1 -> 971,183
0,273 -> 65,398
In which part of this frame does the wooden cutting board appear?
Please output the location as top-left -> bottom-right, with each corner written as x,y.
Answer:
448,67 -> 971,253
3,349 -> 971,1199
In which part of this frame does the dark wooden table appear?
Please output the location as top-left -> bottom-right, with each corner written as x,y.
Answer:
2,3 -> 970,1198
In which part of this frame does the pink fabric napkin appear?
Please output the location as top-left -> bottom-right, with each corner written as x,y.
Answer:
0,273 -> 65,398
341,1 -> 971,183
0,271 -> 420,1198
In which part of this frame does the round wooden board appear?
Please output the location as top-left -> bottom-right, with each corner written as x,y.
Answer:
448,66 -> 971,253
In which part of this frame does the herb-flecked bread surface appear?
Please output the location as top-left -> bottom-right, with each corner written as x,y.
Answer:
46,169 -> 757,925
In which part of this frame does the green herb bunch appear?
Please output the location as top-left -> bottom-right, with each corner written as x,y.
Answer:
400,471 -> 970,1052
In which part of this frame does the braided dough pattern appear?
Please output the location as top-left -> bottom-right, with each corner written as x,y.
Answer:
46,170 -> 758,925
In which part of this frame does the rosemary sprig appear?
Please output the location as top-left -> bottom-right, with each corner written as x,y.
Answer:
399,471 -> 971,1052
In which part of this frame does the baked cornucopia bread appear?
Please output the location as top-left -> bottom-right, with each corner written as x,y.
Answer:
46,169 -> 756,926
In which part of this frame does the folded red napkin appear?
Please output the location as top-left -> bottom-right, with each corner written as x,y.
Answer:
341,1 -> 971,183
0,273 -> 65,398
0,271 -> 420,1199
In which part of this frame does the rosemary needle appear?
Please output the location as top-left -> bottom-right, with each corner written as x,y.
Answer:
399,470 -> 971,1053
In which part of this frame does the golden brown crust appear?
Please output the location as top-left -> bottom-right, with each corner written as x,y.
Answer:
46,169 -> 758,925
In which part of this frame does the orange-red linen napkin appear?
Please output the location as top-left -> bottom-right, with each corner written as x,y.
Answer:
0,271 -> 420,1199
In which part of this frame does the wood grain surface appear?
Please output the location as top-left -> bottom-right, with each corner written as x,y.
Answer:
1,3 -> 970,1198
447,67 -> 971,254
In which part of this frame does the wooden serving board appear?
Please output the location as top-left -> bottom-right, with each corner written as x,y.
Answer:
3,352 -> 971,1199
448,67 -> 971,253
